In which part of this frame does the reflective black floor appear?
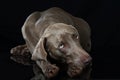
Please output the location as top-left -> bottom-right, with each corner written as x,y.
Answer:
1,49 -> 120,80
0,39 -> 120,80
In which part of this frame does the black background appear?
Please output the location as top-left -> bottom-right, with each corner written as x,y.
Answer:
0,0 -> 120,80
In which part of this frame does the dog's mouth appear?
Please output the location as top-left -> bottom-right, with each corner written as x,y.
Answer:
67,62 -> 92,78
46,50 -> 92,78
47,54 -> 92,78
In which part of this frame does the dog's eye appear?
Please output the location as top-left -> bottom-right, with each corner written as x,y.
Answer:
76,35 -> 79,39
73,34 -> 79,39
59,43 -> 64,49
58,42 -> 65,49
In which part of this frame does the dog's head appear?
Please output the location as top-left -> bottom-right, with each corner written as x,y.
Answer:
32,23 -> 92,77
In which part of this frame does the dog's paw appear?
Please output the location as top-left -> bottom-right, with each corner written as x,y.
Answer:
45,64 -> 59,78
10,45 -> 30,56
10,45 -> 34,65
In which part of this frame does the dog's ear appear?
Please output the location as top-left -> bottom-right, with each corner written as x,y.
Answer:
73,17 -> 91,52
31,37 -> 47,61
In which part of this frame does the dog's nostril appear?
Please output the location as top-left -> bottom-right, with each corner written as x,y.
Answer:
84,57 -> 92,66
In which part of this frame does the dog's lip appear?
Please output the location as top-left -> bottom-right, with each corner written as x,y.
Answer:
84,62 -> 92,71
85,61 -> 92,67
67,62 -> 92,78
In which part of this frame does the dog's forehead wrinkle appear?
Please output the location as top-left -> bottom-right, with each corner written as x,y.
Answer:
50,23 -> 76,32
44,27 -> 76,39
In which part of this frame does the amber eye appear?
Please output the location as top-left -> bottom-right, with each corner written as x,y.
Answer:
73,34 -> 79,39
59,43 -> 64,49
76,35 -> 79,39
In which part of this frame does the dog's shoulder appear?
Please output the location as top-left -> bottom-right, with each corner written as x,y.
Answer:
24,11 -> 41,26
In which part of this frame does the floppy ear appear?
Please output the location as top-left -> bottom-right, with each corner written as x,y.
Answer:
73,17 -> 91,52
31,37 -> 47,61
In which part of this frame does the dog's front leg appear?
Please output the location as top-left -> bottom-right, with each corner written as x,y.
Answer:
36,60 -> 59,78
10,44 -> 33,65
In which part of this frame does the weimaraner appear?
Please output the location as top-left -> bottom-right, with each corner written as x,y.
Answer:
10,7 -> 92,79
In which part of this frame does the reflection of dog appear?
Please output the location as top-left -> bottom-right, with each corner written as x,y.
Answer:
10,7 -> 92,79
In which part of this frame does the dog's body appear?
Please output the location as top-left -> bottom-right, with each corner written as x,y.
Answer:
11,7 -> 92,80
22,7 -> 91,52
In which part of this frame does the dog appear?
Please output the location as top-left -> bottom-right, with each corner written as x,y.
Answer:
10,7 -> 92,80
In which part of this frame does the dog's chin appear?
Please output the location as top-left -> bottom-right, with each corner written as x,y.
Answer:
67,64 -> 83,78
67,62 -> 92,78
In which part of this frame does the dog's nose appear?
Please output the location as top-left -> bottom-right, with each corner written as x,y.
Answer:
83,56 -> 92,66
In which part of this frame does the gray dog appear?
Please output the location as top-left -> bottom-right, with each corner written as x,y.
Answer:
11,7 -> 92,80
